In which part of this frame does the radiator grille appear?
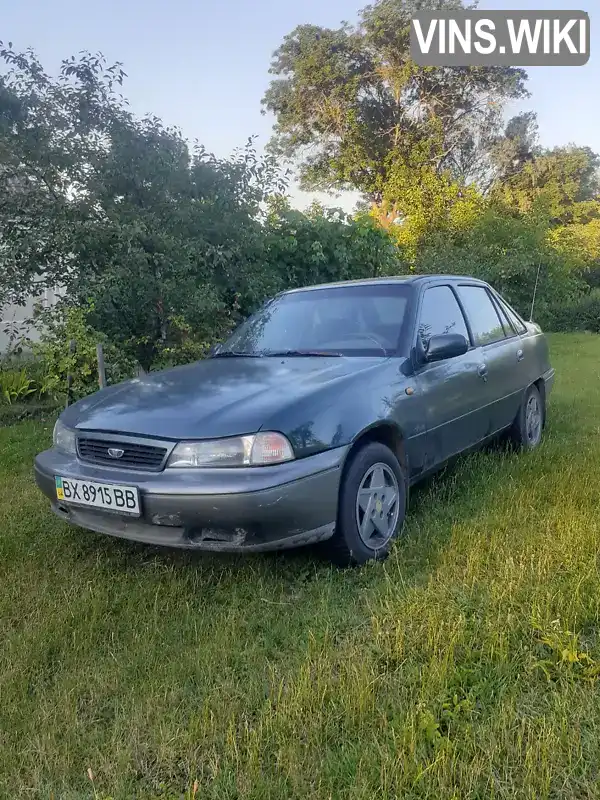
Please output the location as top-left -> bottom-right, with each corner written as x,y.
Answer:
77,437 -> 167,471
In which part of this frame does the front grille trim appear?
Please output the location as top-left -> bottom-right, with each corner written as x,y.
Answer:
76,433 -> 173,472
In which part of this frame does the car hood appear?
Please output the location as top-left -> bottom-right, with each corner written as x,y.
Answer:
62,356 -> 385,439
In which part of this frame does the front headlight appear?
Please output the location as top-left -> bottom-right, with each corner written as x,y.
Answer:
53,419 -> 77,455
166,432 -> 294,468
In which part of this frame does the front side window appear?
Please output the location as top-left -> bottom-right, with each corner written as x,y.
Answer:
418,285 -> 469,348
219,284 -> 411,357
457,285 -> 507,346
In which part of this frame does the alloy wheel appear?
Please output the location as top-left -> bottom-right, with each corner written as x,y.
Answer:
355,462 -> 400,549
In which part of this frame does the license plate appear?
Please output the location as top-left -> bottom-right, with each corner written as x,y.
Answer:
55,476 -> 140,516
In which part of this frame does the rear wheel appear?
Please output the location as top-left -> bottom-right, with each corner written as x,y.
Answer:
510,383 -> 544,450
326,441 -> 406,566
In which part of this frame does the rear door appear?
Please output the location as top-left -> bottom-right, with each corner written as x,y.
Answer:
492,291 -> 538,389
455,284 -> 524,435
412,284 -> 488,469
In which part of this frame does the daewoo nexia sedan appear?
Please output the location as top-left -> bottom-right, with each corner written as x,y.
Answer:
35,276 -> 554,565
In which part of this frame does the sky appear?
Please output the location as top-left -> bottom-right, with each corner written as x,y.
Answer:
2,0 -> 598,210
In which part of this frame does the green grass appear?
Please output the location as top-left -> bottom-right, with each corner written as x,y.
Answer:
1,332 -> 600,799
0,399 -> 59,427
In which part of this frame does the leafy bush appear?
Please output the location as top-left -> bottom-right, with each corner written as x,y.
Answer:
263,202 -> 403,288
413,205 -> 586,322
544,289 -> 600,333
2,42 -> 600,378
150,335 -> 215,372
0,348 -> 60,409
31,304 -> 137,401
0,369 -> 36,405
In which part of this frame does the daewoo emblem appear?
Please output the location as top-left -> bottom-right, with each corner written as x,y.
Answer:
107,447 -> 125,459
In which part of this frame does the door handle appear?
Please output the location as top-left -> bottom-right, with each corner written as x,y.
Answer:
477,363 -> 488,380
517,348 -> 524,362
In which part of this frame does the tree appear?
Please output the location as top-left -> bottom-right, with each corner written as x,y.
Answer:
371,148 -> 484,260
548,218 -> 600,287
263,199 -> 402,287
0,44 -> 288,368
0,45 -> 128,307
414,204 -> 585,324
487,111 -> 539,189
72,126 -> 286,368
1,45 -> 407,373
262,0 -> 528,203
491,144 -> 600,223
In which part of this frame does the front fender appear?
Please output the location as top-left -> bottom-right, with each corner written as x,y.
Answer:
266,360 -> 422,463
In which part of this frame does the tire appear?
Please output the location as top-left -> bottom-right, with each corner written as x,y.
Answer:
509,383 -> 545,451
325,441 -> 406,567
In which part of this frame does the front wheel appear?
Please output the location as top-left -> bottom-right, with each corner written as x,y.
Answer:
325,441 -> 406,566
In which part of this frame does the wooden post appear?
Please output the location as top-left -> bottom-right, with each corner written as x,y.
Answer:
96,343 -> 106,389
65,339 -> 76,408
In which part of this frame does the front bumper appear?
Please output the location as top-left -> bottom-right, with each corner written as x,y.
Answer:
34,446 -> 347,552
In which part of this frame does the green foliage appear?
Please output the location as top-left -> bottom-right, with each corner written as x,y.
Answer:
548,217 -> 600,286
491,146 -> 600,223
263,0 -> 528,197
531,619 -> 600,683
0,368 -> 36,405
21,198 -> 398,387
0,348 -> 62,410
0,45 -> 128,308
0,40 -> 405,380
414,205 -> 586,323
488,111 -> 539,187
0,46 -> 289,369
31,304 -> 136,401
262,1 -> 600,330
375,158 -> 483,259
0,398 -> 58,427
2,39 -> 599,386
72,131 -> 289,369
544,289 -> 600,334
397,141 -> 600,329
264,200 -> 403,287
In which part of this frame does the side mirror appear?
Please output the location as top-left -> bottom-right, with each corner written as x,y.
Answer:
207,342 -> 221,357
425,333 -> 469,363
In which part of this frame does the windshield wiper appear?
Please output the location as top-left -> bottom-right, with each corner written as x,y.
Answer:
211,349 -> 342,358
210,350 -> 264,358
262,349 -> 342,357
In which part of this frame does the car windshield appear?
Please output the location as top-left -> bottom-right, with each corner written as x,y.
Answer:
218,284 -> 411,357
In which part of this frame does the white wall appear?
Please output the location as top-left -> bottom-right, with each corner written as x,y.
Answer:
0,287 -> 59,352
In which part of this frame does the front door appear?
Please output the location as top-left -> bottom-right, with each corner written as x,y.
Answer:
412,284 -> 488,470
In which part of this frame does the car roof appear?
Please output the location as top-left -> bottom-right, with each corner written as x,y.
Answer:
281,275 -> 489,294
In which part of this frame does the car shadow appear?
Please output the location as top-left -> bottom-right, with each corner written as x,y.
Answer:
64,423 -> 558,616
70,444 -> 496,581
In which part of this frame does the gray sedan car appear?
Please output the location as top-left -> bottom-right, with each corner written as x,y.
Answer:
35,275 -> 554,565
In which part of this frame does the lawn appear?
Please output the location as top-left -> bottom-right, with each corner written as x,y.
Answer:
1,333 -> 600,799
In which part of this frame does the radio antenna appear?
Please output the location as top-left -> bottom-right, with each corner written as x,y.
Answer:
529,258 -> 542,322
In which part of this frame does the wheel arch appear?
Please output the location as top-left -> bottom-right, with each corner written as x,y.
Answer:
533,376 -> 547,426
340,421 -> 408,484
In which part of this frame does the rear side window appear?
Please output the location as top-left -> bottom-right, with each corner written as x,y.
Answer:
457,285 -> 507,346
418,285 -> 469,348
496,295 -> 527,334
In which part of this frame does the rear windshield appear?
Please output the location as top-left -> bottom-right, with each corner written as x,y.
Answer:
221,284 -> 411,357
